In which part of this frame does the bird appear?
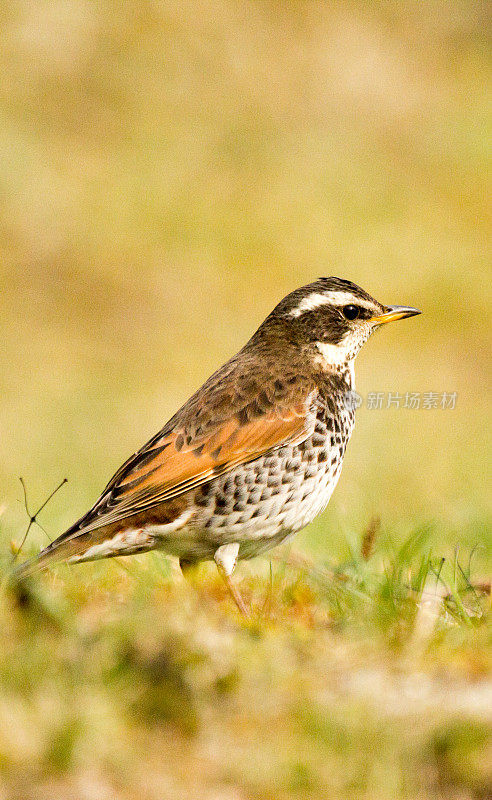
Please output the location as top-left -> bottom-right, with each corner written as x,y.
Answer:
14,277 -> 420,612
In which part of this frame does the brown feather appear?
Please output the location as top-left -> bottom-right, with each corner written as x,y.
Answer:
75,396 -> 317,533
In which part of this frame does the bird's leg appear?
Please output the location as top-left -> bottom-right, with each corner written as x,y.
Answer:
214,543 -> 248,616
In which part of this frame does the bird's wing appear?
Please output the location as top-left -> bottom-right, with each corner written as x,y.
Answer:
58,380 -> 319,538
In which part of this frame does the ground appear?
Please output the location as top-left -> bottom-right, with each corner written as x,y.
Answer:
1,519 -> 490,799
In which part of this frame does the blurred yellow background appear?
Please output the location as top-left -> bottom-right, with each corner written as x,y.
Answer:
0,5 -> 490,799
0,0 -> 490,563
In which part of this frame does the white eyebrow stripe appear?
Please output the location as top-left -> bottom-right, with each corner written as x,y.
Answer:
289,291 -> 372,318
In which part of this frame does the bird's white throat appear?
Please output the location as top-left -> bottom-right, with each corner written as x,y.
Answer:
314,341 -> 356,388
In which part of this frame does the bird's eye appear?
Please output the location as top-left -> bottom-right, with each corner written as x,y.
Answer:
342,304 -> 360,321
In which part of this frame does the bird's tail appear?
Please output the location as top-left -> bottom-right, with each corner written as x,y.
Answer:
9,529 -> 92,582
10,525 -> 156,583
11,550 -> 56,581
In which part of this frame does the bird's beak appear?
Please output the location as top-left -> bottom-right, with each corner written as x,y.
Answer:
371,305 -> 422,325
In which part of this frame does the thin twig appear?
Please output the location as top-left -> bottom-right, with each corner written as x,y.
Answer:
456,561 -> 485,615
12,477 -> 68,564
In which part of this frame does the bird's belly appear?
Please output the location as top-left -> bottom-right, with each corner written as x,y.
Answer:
159,429 -> 349,561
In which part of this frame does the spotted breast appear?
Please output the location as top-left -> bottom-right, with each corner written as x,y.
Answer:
153,381 -> 356,562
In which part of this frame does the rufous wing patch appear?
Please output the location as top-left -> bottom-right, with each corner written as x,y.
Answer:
77,393 -> 318,533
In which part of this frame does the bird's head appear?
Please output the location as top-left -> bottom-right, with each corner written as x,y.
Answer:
260,277 -> 421,371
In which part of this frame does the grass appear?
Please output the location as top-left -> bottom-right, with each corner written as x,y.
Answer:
0,511 -> 490,799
